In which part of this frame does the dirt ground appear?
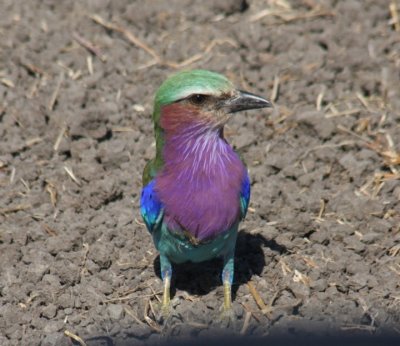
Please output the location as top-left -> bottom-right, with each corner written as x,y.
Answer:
1,0 -> 400,345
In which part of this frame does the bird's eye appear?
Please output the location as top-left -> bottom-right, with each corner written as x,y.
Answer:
189,94 -> 208,105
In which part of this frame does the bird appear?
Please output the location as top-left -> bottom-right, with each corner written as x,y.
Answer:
140,69 -> 271,318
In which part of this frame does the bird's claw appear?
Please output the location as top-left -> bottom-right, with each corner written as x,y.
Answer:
157,301 -> 171,323
157,275 -> 172,323
217,306 -> 236,328
217,280 -> 235,327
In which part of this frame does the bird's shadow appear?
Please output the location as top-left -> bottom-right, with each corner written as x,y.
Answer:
152,230 -> 288,301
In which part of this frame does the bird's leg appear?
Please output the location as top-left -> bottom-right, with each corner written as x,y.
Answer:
220,254 -> 235,322
160,254 -> 172,316
222,256 -> 234,310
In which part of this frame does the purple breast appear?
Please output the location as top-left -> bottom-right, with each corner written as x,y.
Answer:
155,129 -> 246,241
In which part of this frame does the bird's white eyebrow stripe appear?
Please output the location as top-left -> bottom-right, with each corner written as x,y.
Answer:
172,87 -> 234,103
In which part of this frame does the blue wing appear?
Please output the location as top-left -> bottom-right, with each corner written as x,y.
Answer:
140,180 -> 163,233
240,172 -> 251,220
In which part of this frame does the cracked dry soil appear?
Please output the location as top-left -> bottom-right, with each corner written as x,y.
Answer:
1,0 -> 400,345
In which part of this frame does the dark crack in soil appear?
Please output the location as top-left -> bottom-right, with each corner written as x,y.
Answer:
1,1 -> 400,345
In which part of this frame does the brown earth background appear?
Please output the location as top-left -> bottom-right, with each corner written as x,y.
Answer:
1,0 -> 400,345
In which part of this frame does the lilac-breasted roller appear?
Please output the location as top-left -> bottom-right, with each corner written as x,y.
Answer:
140,69 -> 271,317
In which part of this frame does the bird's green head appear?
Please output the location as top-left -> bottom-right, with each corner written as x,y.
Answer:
153,69 -> 271,129
154,69 -> 234,112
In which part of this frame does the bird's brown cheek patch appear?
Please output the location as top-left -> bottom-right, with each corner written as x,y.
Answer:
160,104 -> 199,132
160,103 -> 213,133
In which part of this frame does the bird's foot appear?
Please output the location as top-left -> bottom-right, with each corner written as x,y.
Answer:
156,297 -> 184,324
216,279 -> 236,327
217,305 -> 236,328
157,301 -> 171,323
157,275 -> 172,323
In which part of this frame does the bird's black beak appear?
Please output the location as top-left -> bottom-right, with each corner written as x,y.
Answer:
220,90 -> 272,113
